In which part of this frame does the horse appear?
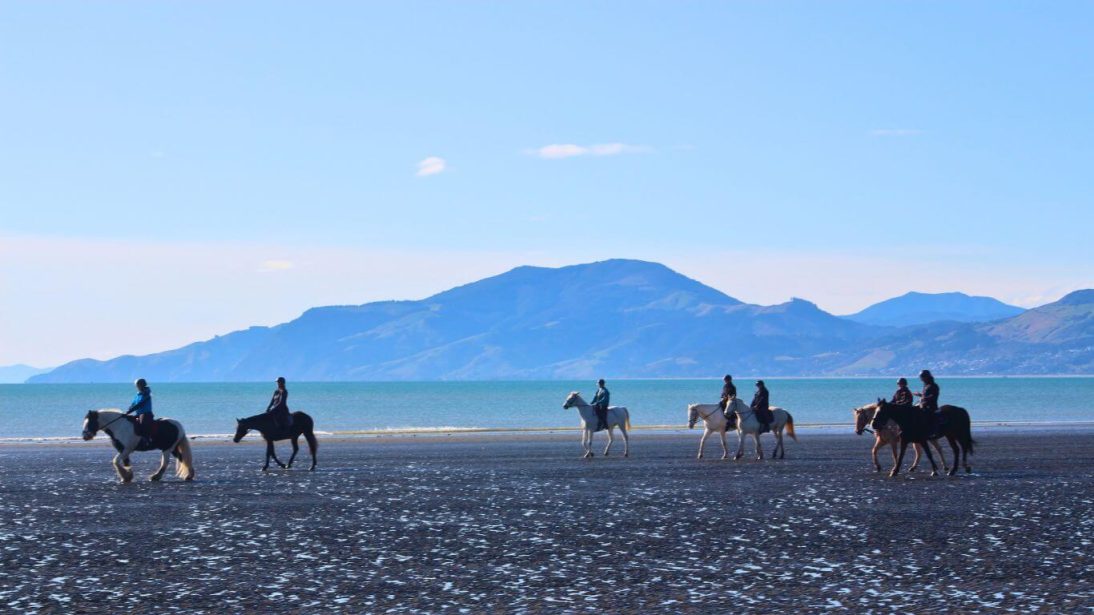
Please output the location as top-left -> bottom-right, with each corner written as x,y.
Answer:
853,402 -> 948,473
82,409 -> 195,483
233,411 -> 318,471
726,397 -> 796,460
562,392 -> 631,459
687,403 -> 736,460
870,400 -> 974,477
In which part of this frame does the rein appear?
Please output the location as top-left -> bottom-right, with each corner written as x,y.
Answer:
95,412 -> 130,435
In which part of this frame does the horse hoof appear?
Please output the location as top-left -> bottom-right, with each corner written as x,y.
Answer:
888,471 -> 898,478
874,467 -> 881,473
909,466 -> 918,473
965,467 -> 972,474
930,471 -> 938,477
150,475 -> 162,482
623,453 -> 628,458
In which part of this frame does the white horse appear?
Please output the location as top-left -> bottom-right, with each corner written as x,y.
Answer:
853,402 -> 948,474
562,392 -> 631,459
687,403 -> 734,459
82,409 -> 195,483
726,398 -> 796,460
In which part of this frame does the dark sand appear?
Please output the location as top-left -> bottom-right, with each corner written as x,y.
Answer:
1,428 -> 1092,613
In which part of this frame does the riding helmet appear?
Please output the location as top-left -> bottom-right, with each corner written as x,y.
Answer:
134,378 -> 147,389
897,377 -> 908,385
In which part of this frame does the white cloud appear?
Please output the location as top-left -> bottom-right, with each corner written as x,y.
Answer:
259,259 -> 294,272
527,143 -> 652,159
870,128 -> 922,137
416,156 -> 447,177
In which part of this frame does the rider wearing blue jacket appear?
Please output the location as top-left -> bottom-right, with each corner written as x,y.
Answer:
590,379 -> 610,431
125,378 -> 153,443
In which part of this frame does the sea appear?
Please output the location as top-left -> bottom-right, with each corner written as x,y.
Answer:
1,378 -> 1091,441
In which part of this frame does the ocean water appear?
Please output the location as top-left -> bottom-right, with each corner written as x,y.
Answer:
1,378 -> 1092,440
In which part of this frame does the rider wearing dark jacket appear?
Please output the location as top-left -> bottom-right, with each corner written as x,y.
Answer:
751,380 -> 772,434
590,379 -> 610,431
267,377 -> 293,429
891,378 -> 914,406
125,378 -> 153,443
720,375 -> 737,410
915,370 -> 940,413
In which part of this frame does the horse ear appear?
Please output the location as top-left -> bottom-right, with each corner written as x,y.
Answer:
236,418 -> 241,423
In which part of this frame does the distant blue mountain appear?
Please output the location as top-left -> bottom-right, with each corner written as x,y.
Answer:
27,261 -> 1094,382
0,364 -> 51,384
844,291 -> 1025,327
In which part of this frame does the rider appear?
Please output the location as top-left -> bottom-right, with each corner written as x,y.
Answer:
720,374 -> 737,427
891,377 -> 914,406
751,380 -> 772,434
914,369 -> 942,435
914,370 -> 940,413
266,377 -> 293,431
125,378 -> 154,447
590,379 -> 610,431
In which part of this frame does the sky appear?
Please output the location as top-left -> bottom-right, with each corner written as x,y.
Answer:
1,1 -> 1092,367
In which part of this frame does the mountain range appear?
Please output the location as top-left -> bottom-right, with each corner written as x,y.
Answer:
27,259 -> 1094,382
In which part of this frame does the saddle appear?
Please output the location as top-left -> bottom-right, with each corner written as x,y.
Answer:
124,417 -> 174,450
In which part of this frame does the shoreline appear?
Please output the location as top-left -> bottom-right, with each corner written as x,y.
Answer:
4,419 -> 1093,446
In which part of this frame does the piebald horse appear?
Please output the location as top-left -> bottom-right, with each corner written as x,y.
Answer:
853,402 -> 948,474
82,409 -> 195,483
726,397 -> 796,460
562,392 -> 631,459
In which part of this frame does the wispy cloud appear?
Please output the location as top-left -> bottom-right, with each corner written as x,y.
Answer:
416,156 -> 447,177
526,143 -> 652,159
870,128 -> 922,137
259,259 -> 294,272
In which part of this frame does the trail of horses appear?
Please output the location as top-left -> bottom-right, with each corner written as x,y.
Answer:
0,428 -> 1091,613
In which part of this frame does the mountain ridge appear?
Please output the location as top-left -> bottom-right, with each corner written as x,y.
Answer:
27,260 -> 1094,382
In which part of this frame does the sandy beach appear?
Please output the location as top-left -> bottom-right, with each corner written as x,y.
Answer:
1,427 -> 1091,613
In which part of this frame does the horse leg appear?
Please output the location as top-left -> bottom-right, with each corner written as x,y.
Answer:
582,430 -> 593,459
754,433 -> 763,460
870,438 -> 883,472
268,439 -> 287,469
719,430 -> 728,460
150,449 -> 170,481
698,429 -> 709,459
775,429 -> 784,459
921,440 -> 939,476
620,426 -> 629,458
113,446 -> 136,483
909,443 -> 921,472
890,441 -> 908,478
944,436 -> 959,476
287,436 -> 300,469
604,427 -> 614,456
733,430 -> 744,460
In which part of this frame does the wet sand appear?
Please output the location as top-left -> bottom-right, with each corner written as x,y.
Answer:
1,428 -> 1091,613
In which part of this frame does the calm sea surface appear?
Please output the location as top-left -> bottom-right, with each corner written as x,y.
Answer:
1,378 -> 1091,440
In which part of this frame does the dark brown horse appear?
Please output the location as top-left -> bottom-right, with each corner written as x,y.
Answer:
871,400 -> 975,477
233,411 -> 318,471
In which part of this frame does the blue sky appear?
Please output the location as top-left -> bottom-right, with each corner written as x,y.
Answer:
2,2 -> 1092,366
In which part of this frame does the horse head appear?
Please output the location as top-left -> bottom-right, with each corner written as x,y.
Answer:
687,404 -> 699,429
853,403 -> 878,435
82,410 -> 99,441
869,398 -> 889,432
562,392 -> 581,409
232,417 -> 248,443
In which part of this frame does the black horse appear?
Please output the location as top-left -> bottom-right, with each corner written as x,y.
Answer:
871,399 -> 975,477
233,411 -> 318,471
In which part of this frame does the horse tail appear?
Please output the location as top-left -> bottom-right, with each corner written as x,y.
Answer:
960,409 -> 975,455
173,424 -> 195,481
785,412 -> 797,441
299,411 -> 319,453
624,408 -> 631,432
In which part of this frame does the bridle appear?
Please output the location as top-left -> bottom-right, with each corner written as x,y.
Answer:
85,411 -> 128,438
